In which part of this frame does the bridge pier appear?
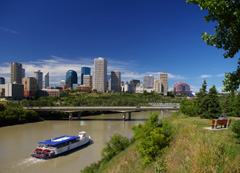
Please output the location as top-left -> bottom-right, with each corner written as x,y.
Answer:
128,112 -> 131,120
78,112 -> 81,119
159,110 -> 164,120
123,113 -> 126,121
69,112 -> 73,121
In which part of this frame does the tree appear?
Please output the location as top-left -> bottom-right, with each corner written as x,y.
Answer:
201,85 -> 221,119
196,79 -> 208,115
187,0 -> 240,91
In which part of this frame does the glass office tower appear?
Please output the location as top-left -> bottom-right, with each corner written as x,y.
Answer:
66,70 -> 78,88
81,67 -> 91,85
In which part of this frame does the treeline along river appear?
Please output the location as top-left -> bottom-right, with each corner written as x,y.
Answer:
0,111 -> 173,173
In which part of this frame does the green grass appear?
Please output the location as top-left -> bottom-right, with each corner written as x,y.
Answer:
94,114 -> 240,173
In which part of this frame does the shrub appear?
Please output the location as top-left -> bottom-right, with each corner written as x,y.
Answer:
101,133 -> 131,165
132,112 -> 172,165
231,120 -> 240,136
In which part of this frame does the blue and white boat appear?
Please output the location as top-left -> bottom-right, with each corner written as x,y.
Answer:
31,131 -> 90,159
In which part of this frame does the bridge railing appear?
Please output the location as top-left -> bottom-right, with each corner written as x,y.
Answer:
148,103 -> 179,107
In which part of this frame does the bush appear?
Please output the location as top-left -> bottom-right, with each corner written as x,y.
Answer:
132,112 -> 172,165
101,133 -> 131,165
231,120 -> 240,136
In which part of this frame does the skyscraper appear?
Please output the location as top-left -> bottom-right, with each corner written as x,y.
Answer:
94,57 -> 107,92
110,71 -> 121,92
143,75 -> 154,89
159,72 -> 168,95
81,67 -> 91,85
83,75 -> 92,88
43,72 -> 49,89
22,68 -> 25,78
0,77 -> 5,84
34,70 -> 43,90
22,77 -> 37,98
10,62 -> 22,84
65,70 -> 78,88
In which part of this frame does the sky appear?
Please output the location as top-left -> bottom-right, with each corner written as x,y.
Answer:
0,0 -> 239,92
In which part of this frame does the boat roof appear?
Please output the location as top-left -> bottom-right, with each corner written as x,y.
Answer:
38,135 -> 79,146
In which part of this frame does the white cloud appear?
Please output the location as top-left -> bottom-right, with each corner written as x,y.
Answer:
217,73 -> 225,77
200,75 -> 213,78
168,73 -> 187,80
0,26 -> 18,34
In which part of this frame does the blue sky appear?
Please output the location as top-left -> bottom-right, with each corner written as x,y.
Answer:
0,0 -> 238,92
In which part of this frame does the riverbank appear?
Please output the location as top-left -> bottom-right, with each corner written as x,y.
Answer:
89,114 -> 240,172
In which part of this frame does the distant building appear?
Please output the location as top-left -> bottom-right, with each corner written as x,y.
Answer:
81,67 -> 91,85
136,83 -> 144,93
83,75 -> 92,88
10,62 -> 22,84
65,70 -> 78,88
22,68 -> 25,78
60,80 -> 66,87
121,81 -> 124,87
123,82 -> 130,92
110,71 -> 121,92
173,81 -> 191,93
0,77 -> 5,84
38,89 -> 60,97
129,80 -> 140,93
43,72 -> 49,89
154,79 -> 162,93
94,57 -> 107,92
0,84 -> 5,97
22,77 -> 37,98
143,75 -> 154,89
34,70 -> 43,90
159,72 -> 168,95
5,83 -> 24,100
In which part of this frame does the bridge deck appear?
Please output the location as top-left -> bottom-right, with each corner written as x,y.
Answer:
23,106 -> 179,112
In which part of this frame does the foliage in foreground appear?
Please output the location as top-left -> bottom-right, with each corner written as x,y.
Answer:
81,133 -> 131,173
187,0 -> 240,92
232,120 -> 240,136
132,112 -> 172,165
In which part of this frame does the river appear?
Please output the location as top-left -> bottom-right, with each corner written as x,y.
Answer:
0,111 -> 172,173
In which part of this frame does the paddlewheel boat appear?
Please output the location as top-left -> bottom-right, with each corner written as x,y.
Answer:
31,131 -> 90,159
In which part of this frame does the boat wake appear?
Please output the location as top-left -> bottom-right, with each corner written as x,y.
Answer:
16,157 -> 45,168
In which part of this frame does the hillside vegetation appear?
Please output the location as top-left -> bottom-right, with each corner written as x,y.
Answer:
82,113 -> 240,172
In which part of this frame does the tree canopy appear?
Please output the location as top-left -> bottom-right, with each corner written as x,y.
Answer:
187,0 -> 240,91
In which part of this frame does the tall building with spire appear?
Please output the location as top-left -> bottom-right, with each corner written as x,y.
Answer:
94,57 -> 107,92
10,62 -> 22,84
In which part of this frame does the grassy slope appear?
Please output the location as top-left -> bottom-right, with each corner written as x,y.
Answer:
98,115 -> 240,172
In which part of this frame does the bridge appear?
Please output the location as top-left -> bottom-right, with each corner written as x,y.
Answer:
23,103 -> 179,120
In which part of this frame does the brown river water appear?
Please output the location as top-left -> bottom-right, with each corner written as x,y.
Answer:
0,111 -> 172,173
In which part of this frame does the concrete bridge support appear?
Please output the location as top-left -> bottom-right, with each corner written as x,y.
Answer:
69,112 -> 73,121
159,111 -> 164,120
128,112 -> 131,120
78,112 -> 81,119
123,112 -> 126,121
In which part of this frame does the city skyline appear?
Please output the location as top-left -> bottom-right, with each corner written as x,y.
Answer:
0,1 -> 239,92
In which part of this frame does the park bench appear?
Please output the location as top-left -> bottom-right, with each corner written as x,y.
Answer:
209,119 -> 231,129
